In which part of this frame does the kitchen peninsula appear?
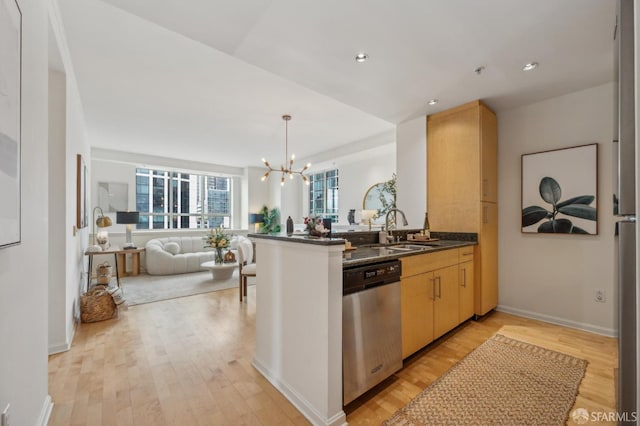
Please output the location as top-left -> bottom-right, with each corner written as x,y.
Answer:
249,232 -> 477,426
249,233 -> 347,426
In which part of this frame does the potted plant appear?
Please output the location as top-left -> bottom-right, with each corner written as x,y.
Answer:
258,206 -> 281,234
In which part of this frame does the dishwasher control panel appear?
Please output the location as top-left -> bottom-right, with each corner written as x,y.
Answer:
343,260 -> 402,295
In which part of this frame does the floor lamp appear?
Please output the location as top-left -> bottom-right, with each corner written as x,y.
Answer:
116,211 -> 139,249
87,207 -> 112,252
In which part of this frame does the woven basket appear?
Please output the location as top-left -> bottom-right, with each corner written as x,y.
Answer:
96,262 -> 112,285
80,286 -> 117,322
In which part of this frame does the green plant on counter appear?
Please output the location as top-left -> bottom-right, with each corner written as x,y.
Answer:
379,173 -> 397,226
522,176 -> 596,233
259,205 -> 281,234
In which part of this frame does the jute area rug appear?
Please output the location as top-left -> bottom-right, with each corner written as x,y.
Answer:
121,270 -> 255,306
383,334 -> 587,426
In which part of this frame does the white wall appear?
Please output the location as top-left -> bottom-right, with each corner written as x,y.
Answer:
48,0 -> 91,355
396,116 -> 427,228
0,0 -> 52,424
497,82 -> 616,335
48,69 -> 67,352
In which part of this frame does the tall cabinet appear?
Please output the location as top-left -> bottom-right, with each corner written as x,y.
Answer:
427,100 -> 498,316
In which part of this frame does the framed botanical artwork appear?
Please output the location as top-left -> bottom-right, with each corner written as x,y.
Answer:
521,143 -> 598,234
77,154 -> 88,229
0,0 -> 22,248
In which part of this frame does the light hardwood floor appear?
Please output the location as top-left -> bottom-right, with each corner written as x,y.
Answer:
49,287 -> 617,425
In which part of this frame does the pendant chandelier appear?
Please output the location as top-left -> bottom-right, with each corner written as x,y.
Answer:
261,115 -> 310,186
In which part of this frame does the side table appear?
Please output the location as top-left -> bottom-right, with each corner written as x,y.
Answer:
84,247 -> 146,291
116,247 -> 145,277
85,247 -> 122,291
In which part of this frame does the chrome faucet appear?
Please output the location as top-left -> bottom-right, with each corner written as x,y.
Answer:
385,208 -> 409,242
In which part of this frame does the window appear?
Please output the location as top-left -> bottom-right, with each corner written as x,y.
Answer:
308,169 -> 339,222
135,168 -> 232,229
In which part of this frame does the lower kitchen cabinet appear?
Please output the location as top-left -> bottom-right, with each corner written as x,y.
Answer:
459,260 -> 474,322
400,247 -> 474,359
401,273 -> 434,358
433,264 -> 459,339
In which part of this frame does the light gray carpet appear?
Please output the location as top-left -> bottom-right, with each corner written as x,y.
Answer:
121,270 -> 255,306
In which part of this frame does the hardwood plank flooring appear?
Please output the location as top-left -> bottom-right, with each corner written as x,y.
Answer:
346,313 -> 618,425
49,287 -> 617,425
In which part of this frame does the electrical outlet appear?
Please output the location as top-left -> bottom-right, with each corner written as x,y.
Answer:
594,289 -> 606,303
2,403 -> 10,426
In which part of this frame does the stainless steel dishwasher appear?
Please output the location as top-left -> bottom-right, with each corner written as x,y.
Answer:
342,260 -> 402,405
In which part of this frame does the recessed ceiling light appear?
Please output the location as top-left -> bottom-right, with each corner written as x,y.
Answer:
355,53 -> 369,63
427,99 -> 439,106
522,62 -> 538,71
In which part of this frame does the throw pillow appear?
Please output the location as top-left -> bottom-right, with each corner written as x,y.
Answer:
164,242 -> 180,255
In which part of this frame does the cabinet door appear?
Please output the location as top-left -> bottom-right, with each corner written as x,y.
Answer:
433,264 -> 460,339
475,202 -> 498,315
427,103 -> 480,233
401,273 -> 434,358
459,260 -> 474,322
480,105 -> 498,203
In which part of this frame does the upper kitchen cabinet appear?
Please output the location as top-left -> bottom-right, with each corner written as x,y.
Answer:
426,100 -> 498,316
480,106 -> 498,203
427,100 -> 497,231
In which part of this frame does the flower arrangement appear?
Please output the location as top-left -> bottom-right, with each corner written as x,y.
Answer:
304,216 -> 329,237
204,226 -> 231,263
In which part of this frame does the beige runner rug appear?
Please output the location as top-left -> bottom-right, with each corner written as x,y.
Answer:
383,334 -> 587,426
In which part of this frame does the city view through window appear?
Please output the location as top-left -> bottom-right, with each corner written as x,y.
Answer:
135,168 -> 232,229
308,169 -> 339,222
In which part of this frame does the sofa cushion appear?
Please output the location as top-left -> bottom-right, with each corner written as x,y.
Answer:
164,242 -> 180,255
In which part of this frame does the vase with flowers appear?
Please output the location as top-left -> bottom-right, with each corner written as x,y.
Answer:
204,226 -> 231,264
304,216 -> 329,237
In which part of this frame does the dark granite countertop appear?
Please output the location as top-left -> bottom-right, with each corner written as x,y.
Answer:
248,232 -> 476,266
342,240 -> 476,268
248,232 -> 346,246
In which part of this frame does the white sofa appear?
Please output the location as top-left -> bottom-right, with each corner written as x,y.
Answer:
145,235 -> 248,275
145,236 -> 216,275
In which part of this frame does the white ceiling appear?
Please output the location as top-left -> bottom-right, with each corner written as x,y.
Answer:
57,0 -> 616,169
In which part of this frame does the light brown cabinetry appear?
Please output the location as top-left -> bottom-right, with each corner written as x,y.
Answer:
459,247 -> 475,322
427,100 -> 498,316
477,202 -> 498,315
400,273 -> 434,358
432,264 -> 459,339
400,247 -> 473,359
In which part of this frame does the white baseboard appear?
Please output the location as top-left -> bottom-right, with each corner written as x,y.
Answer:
48,315 -> 78,355
37,395 -> 53,426
252,357 -> 347,426
496,305 -> 617,337
48,341 -> 70,355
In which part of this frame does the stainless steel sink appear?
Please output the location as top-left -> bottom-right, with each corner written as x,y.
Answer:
388,244 -> 431,250
376,244 -> 432,253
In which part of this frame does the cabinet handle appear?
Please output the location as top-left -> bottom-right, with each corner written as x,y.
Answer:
483,178 -> 488,197
430,277 -> 436,300
462,252 -> 473,256
462,268 -> 466,288
483,206 -> 489,224
437,276 -> 442,299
